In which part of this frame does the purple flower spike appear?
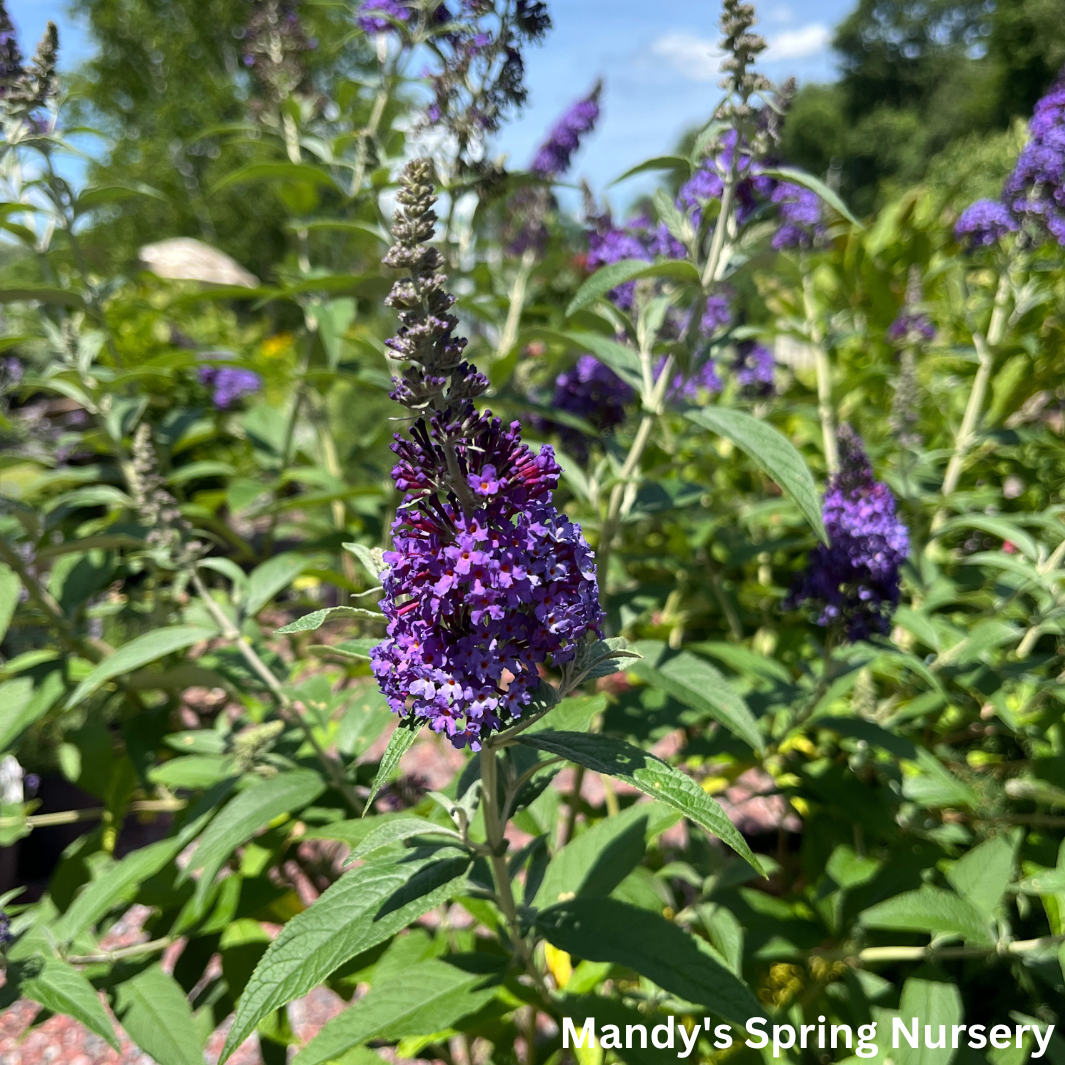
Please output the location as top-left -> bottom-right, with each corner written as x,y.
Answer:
887,312 -> 935,345
954,199 -> 1018,248
1004,72 -> 1065,245
530,82 -> 601,178
374,161 -> 604,750
789,426 -> 909,642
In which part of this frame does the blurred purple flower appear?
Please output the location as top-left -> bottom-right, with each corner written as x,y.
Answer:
199,365 -> 262,410
356,0 -> 412,33
888,312 -> 935,344
789,426 -> 909,642
1004,72 -> 1065,244
954,199 -> 1018,248
771,182 -> 824,250
530,81 -> 601,178
734,340 -> 774,395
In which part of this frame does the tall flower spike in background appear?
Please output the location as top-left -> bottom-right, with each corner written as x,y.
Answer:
372,160 -> 603,749
889,267 -> 931,450
789,425 -> 909,642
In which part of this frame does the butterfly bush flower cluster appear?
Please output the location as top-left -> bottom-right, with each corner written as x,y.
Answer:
789,426 -> 909,642
531,81 -> 600,177
506,83 -> 601,255
0,2 -> 58,128
371,160 -> 603,749
733,340 -> 775,395
771,182 -> 824,249
198,364 -> 263,410
954,200 -> 1018,248
529,354 -> 633,460
241,0 -> 315,106
1004,71 -> 1065,245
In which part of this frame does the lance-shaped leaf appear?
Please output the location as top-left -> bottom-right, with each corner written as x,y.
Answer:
516,731 -> 762,873
292,958 -> 500,1065
537,898 -> 761,1024
65,626 -> 217,708
275,606 -> 384,634
347,817 -> 461,862
859,887 -> 993,945
243,553 -> 311,617
219,851 -> 471,1062
0,562 -> 19,643
892,978 -> 963,1065
630,642 -> 763,752
115,966 -> 205,1065
19,957 -> 119,1049
567,259 -> 701,317
686,407 -> 826,543
54,780 -> 234,942
364,725 -> 419,812
185,770 -> 325,902
760,167 -> 863,229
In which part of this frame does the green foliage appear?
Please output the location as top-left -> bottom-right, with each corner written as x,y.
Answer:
0,0 -> 1063,1061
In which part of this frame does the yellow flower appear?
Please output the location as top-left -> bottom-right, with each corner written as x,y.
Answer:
261,332 -> 294,358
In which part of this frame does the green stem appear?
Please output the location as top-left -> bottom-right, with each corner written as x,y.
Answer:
933,272 -> 1011,530
191,571 -> 362,815
857,934 -> 1064,965
495,249 -> 535,360
805,274 -> 837,474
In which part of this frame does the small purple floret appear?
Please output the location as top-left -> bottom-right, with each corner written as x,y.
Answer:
198,365 -> 262,410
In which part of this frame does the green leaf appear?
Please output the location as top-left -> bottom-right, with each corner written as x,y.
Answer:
859,887 -> 993,945
185,770 -> 325,901
243,552 -> 311,617
342,542 -> 387,582
946,833 -> 1016,918
892,977 -> 963,1065
517,731 -> 763,872
555,331 -> 644,392
629,643 -> 763,752
54,783 -> 231,942
1015,869 -> 1065,895
348,816 -> 460,861
760,167 -> 863,229
275,606 -> 383,634
20,957 -> 119,1049
537,898 -> 760,1024
0,287 -> 88,309
686,407 -> 827,543
292,958 -> 500,1065
115,966 -> 205,1065
609,155 -> 691,186
308,637 -> 378,661
534,803 -> 673,907
218,851 -> 471,1062
566,259 -> 701,317
210,162 -> 339,195
0,563 -> 19,643
364,725 -> 419,813
74,183 -> 165,214
0,676 -> 43,752
65,626 -> 216,708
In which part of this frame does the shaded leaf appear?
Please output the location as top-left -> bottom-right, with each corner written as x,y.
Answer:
20,957 -> 119,1049
566,259 -> 701,317
686,407 -> 827,543
537,898 -> 760,1024
115,966 -> 204,1065
517,731 -> 762,871
364,725 -> 418,812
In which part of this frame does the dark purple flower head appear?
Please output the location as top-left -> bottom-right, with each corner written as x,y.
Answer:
373,413 -> 603,749
954,199 -> 1018,248
887,312 -> 935,345
198,365 -> 262,410
1,355 -> 22,389
0,911 -> 11,948
733,340 -> 774,395
1003,72 -> 1065,245
701,293 -> 732,336
789,426 -> 909,642
23,773 -> 39,797
530,81 -> 601,178
678,130 -> 778,228
374,161 -> 603,749
356,0 -> 412,33
531,354 -> 634,459
771,182 -> 824,250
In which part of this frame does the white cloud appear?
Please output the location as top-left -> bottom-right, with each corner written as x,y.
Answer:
764,23 -> 831,61
649,21 -> 830,83
649,32 -> 720,82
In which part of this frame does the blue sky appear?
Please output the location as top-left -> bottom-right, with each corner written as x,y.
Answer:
11,0 -> 853,208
